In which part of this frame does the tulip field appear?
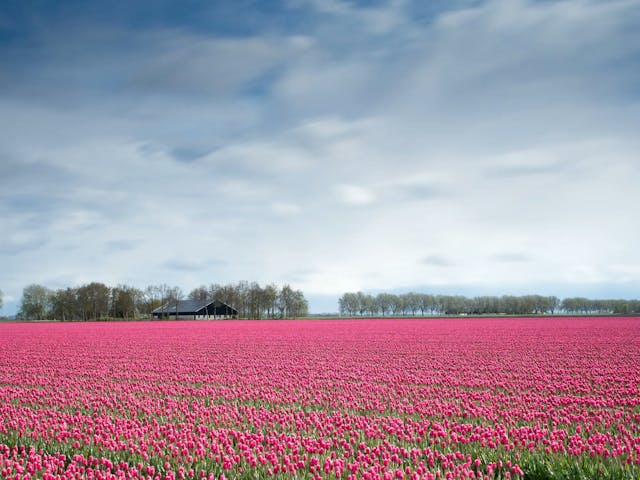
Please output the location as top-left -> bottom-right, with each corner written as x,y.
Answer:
1,317 -> 639,480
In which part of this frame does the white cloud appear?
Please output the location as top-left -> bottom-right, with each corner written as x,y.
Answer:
271,202 -> 302,216
335,184 -> 376,206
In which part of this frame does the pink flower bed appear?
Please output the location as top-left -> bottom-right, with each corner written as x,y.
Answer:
0,317 -> 639,479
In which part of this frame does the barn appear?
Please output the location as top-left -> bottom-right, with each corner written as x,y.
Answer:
152,299 -> 238,320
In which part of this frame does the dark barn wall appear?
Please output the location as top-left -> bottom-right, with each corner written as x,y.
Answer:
152,301 -> 238,319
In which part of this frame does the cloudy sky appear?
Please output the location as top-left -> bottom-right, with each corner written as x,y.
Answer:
1,0 -> 639,314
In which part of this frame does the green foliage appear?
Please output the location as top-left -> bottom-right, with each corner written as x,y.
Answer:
19,284 -> 53,320
338,292 -> 640,317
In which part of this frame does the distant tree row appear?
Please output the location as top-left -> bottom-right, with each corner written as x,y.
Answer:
559,297 -> 640,315
18,283 -> 163,321
16,281 -> 308,321
339,292 -> 640,316
187,282 -> 308,319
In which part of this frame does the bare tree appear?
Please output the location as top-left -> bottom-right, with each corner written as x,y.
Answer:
189,285 -> 209,302
138,285 -> 162,317
262,284 -> 278,319
208,283 -> 222,302
247,282 -> 262,319
166,286 -> 184,319
111,285 -> 142,319
152,284 -> 171,318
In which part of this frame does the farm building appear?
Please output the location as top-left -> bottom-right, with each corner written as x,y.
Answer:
152,299 -> 238,320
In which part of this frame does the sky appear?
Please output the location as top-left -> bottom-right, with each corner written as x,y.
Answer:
1,0 -> 639,315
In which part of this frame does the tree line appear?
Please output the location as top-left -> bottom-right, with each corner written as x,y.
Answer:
339,292 -> 640,316
15,281 -> 308,321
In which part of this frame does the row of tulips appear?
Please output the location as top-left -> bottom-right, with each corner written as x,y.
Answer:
1,317 -> 639,479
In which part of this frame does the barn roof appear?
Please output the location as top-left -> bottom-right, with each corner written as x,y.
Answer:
152,299 -> 236,314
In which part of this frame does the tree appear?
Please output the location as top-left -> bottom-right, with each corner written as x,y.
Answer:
166,286 -> 184,319
418,294 -> 435,315
247,282 -> 263,319
208,283 -> 222,302
19,284 -> 53,320
277,285 -> 295,318
189,285 -> 209,302
342,290 -> 640,316
77,282 -> 110,320
50,288 -> 79,321
262,284 -> 278,319
389,294 -> 403,316
355,292 -> 368,316
404,292 -> 421,316
0,288 -> 3,311
440,295 -> 466,315
339,292 -> 359,316
216,284 -> 240,316
562,297 -> 590,314
376,293 -> 394,316
363,294 -> 378,316
236,281 -> 251,317
275,284 -> 308,318
155,284 -> 171,317
138,285 -> 163,317
290,289 -> 309,317
111,285 -> 141,319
